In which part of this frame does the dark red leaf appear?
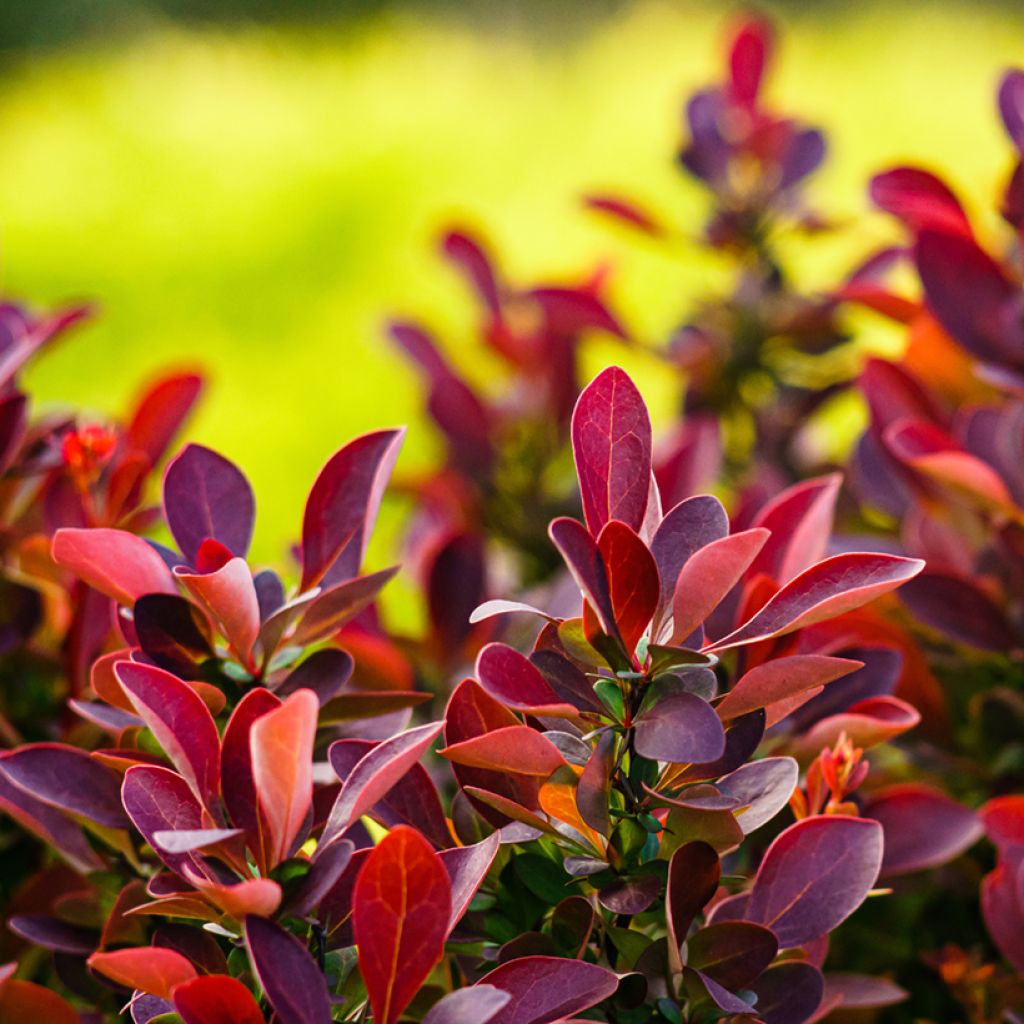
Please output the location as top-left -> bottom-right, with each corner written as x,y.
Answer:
126,372 -> 203,467
596,520 -> 659,653
749,961 -> 825,1024
707,553 -> 924,652
117,661 -> 221,811
571,366 -> 651,536
746,816 -> 883,947
475,643 -> 577,717
870,167 -> 972,236
667,842 -> 720,971
686,921 -> 778,990
300,429 -> 404,590
479,956 -> 619,1024
122,765 -> 207,878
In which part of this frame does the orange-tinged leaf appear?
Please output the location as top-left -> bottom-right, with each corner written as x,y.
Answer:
538,766 -> 605,853
439,726 -> 566,777
251,689 -> 318,867
354,826 -> 452,1024
87,945 -> 197,998
0,979 -> 79,1024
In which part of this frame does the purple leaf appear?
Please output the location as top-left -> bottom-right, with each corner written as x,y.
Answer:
822,973 -> 908,1010
599,873 -> 662,915
862,784 -> 982,876
244,915 -> 331,1024
274,648 -> 353,705
7,914 -> 97,955
716,655 -> 862,721
479,956 -> 620,1024
667,842 -> 720,970
650,495 -> 729,620
133,594 -> 215,675
288,838 -> 354,918
163,444 -> 255,563
469,600 -> 557,625
749,962 -> 825,1024
718,757 -> 798,834
548,516 -> 618,641
300,429 -> 404,590
152,828 -> 244,854
422,986 -> 511,1024
746,816 -> 883,947
571,366 -> 652,536
0,743 -> 129,829
633,692 -> 725,763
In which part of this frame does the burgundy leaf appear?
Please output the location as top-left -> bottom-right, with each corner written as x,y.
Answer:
327,739 -> 451,849
748,475 -> 841,585
596,520 -> 660,653
293,567 -> 400,646
821,973 -> 908,1011
322,721 -> 443,844
163,444 -> 255,562
121,765 -> 206,878
548,516 -> 618,641
275,648 -> 353,705
571,366 -> 652,535
300,429 -> 404,589
0,743 -> 129,829
479,956 -> 619,1024
476,643 -> 577,717
750,961 -> 825,1024
862,784 -> 982,876
244,915 -> 331,1024
667,841 -> 720,970
442,230 -> 501,313
438,831 -> 501,934
746,816 -> 883,947
870,166 -> 972,236
718,757 -> 798,834
8,914 -> 97,955
126,372 -> 203,467
117,661 -> 221,811
133,594 -> 215,674
577,731 -> 615,836
422,986 -> 510,1024
650,495 -> 729,619
686,921 -> 778,991
706,553 -> 924,652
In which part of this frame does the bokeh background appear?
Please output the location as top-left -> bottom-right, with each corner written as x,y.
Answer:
3,0 -> 1023,564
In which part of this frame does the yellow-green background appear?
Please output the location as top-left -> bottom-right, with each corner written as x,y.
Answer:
3,0 -> 1022,565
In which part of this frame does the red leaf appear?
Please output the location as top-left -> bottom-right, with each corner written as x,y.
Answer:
173,975 -> 265,1024
478,955 -> 619,1024
221,689 -> 282,858
571,366 -> 652,536
671,529 -> 769,643
126,371 -> 203,467
870,167 -> 972,237
250,689 -> 318,867
87,946 -> 197,999
163,444 -> 255,562
596,520 -> 659,653
443,680 -> 541,825
863,784 -> 982,876
300,429 -> 404,590
746,816 -> 883,948
748,475 -> 841,586
176,558 -> 261,667
322,722 -> 443,845
706,553 -> 924,652
0,979 -> 78,1023
439,726 -> 566,777
475,643 -> 577,717
354,826 -> 452,1024
791,695 -> 921,754
583,194 -> 666,237
686,921 -> 778,991
52,528 -> 176,606
729,14 -> 772,107
982,858 -> 1024,974
117,661 -> 221,811
716,655 -> 862,721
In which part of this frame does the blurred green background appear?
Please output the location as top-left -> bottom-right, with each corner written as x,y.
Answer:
3,0 -> 1023,564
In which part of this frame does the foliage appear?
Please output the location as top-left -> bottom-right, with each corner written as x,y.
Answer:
0,11 -> 1021,1024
